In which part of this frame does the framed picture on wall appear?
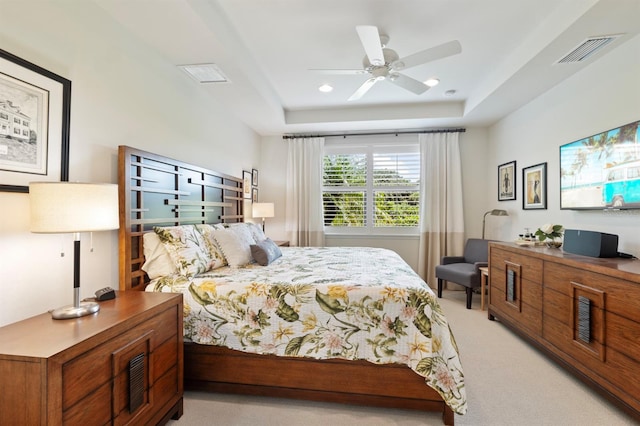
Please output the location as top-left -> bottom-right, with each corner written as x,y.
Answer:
252,187 -> 258,203
243,170 -> 252,199
498,161 -> 516,201
0,48 -> 71,193
523,162 -> 547,210
252,168 -> 258,187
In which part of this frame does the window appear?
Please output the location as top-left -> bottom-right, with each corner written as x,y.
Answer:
323,136 -> 420,234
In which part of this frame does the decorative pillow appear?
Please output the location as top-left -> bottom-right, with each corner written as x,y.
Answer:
195,224 -> 228,269
141,232 -> 177,279
212,225 -> 256,267
247,222 -> 267,243
250,238 -> 282,266
153,225 -> 212,277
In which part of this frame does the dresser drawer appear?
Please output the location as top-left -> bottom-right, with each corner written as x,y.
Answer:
490,247 -> 543,284
544,261 -> 640,323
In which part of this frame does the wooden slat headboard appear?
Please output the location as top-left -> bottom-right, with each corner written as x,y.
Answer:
118,145 -> 244,291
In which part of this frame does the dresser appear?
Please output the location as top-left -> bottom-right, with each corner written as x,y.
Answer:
0,291 -> 183,425
488,242 -> 640,421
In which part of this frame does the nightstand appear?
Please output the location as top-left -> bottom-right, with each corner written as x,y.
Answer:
274,240 -> 290,247
0,291 -> 183,425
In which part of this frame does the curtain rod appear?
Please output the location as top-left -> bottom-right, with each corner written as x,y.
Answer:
282,128 -> 466,139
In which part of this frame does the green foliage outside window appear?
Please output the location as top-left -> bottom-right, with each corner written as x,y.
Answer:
323,154 -> 419,227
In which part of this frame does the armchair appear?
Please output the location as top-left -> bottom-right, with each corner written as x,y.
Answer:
435,238 -> 490,309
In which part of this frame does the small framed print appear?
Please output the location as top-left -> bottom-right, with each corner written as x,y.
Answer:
252,187 -> 258,203
243,170 -> 252,199
251,168 -> 258,187
498,161 -> 516,201
523,162 -> 547,210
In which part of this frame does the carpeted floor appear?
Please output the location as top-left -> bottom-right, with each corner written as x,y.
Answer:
168,290 -> 638,425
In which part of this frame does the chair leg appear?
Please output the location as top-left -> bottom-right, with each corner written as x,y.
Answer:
466,287 -> 473,309
437,278 -> 443,298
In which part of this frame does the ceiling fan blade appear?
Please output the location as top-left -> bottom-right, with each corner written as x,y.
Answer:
348,78 -> 377,101
356,25 -> 385,66
309,69 -> 367,75
389,74 -> 428,95
392,40 -> 462,70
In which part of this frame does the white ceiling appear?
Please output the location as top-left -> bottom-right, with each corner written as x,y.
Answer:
96,0 -> 640,136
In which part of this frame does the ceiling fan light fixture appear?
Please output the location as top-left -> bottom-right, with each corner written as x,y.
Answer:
425,78 -> 440,87
318,84 -> 333,93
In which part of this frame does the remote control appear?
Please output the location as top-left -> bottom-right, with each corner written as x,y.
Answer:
95,287 -> 116,301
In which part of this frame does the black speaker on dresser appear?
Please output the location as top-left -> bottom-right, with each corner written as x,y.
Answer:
563,229 -> 619,258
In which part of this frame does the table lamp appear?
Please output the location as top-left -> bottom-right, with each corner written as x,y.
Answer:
252,202 -> 274,232
29,182 -> 119,319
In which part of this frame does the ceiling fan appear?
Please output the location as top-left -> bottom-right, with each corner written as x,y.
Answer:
312,25 -> 462,101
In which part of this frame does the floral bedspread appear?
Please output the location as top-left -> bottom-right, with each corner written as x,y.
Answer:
148,246 -> 467,414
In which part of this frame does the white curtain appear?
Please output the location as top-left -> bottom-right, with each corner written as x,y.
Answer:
285,137 -> 325,247
417,132 -> 465,288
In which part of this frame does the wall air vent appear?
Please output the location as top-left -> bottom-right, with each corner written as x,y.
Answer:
178,63 -> 229,83
557,35 -> 622,64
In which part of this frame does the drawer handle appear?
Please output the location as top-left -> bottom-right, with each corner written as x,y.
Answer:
507,270 -> 515,302
129,353 -> 145,413
577,296 -> 591,343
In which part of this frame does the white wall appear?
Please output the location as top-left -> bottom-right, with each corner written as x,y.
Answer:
487,34 -> 640,254
259,129 -> 491,273
0,2 -> 260,326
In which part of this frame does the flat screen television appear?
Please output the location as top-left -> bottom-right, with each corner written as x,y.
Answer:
560,119 -> 640,210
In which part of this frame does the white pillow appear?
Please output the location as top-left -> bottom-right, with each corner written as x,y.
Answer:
228,222 -> 266,243
212,226 -> 256,267
141,232 -> 178,279
247,222 -> 267,242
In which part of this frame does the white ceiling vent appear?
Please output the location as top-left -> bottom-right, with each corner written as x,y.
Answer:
178,63 -> 229,83
556,35 -> 622,64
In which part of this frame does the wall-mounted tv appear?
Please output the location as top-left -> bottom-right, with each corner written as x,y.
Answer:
560,119 -> 640,210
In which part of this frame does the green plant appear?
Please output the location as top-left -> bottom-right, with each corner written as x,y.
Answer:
535,224 -> 564,241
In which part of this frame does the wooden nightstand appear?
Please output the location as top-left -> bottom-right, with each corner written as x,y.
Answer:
274,240 -> 290,247
0,291 -> 183,425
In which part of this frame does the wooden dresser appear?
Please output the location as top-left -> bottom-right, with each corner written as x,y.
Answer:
488,242 -> 640,421
0,291 -> 183,425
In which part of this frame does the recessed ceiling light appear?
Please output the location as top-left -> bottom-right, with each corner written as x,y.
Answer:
444,89 -> 457,97
318,84 -> 333,93
178,63 -> 229,83
424,78 -> 440,87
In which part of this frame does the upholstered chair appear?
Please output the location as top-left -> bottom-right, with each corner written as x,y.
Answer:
435,238 -> 490,309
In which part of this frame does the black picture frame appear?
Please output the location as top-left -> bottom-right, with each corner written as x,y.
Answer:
242,170 -> 252,199
0,48 -> 71,193
498,161 -> 516,201
252,187 -> 258,203
523,162 -> 547,210
252,168 -> 258,187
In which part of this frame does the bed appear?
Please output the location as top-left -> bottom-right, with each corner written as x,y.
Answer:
117,145 -> 466,424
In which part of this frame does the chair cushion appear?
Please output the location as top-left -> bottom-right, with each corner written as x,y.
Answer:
435,263 -> 481,288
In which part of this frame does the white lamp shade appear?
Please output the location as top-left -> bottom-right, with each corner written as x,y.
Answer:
29,182 -> 119,233
252,202 -> 274,218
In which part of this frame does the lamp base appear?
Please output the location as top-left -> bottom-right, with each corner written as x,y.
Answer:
51,301 -> 100,320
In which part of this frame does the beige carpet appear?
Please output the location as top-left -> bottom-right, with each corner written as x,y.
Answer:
168,290 -> 637,425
